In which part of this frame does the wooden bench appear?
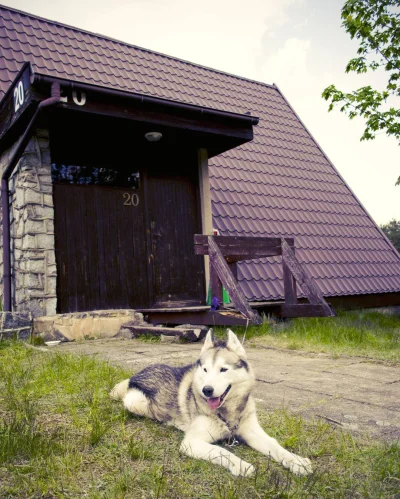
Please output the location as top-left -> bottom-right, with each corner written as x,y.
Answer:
195,235 -> 335,323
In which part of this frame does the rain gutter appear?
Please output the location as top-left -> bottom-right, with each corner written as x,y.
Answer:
33,74 -> 259,126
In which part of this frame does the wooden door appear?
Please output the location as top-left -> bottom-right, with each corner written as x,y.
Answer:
54,183 -> 148,312
53,147 -> 205,312
145,157 -> 205,306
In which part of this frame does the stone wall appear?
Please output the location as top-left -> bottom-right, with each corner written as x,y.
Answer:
0,129 -> 57,317
33,310 -> 146,341
0,311 -> 32,340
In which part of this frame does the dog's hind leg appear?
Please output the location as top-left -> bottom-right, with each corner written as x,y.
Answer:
123,388 -> 151,417
238,413 -> 312,476
180,416 -> 254,477
110,379 -> 130,400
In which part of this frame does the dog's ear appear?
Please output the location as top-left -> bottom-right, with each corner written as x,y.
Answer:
200,328 -> 214,354
226,329 -> 246,357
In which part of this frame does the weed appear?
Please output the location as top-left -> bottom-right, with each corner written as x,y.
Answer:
127,433 -> 153,460
0,340 -> 399,497
244,309 -> 400,362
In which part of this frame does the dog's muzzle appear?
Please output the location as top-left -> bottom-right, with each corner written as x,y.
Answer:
203,384 -> 231,410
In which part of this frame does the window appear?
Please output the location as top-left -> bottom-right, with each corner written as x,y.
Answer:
51,163 -> 140,189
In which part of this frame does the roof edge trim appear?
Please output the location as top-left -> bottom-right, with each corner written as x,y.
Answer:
33,72 -> 259,126
273,82 -> 400,265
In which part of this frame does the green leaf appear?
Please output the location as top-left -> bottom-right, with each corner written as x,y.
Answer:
322,0 -> 400,184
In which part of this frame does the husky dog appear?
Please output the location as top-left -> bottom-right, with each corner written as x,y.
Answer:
110,329 -> 312,477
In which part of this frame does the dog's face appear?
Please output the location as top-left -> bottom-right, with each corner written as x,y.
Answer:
194,329 -> 253,410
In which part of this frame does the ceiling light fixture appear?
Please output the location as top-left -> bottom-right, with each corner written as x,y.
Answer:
145,131 -> 163,142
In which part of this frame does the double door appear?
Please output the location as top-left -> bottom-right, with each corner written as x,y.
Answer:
53,151 -> 205,312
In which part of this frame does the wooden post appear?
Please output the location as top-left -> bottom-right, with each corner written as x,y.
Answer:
198,149 -> 212,296
228,261 -> 238,280
281,238 -> 333,316
209,257 -> 223,306
282,239 -> 297,305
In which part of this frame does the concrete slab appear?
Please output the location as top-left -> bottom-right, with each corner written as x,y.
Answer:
56,338 -> 400,442
33,310 -> 145,341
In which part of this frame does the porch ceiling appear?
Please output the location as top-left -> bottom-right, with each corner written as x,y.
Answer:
32,76 -> 258,158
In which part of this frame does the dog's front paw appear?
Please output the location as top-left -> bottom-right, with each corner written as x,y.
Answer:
230,460 -> 255,477
283,455 -> 312,476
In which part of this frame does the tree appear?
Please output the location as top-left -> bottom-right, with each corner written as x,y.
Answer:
322,0 -> 400,184
381,219 -> 400,251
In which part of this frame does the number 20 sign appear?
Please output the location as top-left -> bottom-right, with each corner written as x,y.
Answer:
14,80 -> 25,113
0,63 -> 32,142
123,192 -> 139,206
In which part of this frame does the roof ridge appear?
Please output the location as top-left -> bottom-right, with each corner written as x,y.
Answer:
0,3 -> 277,91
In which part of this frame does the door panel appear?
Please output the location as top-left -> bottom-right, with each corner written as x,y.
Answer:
54,184 -> 148,312
145,159 -> 205,305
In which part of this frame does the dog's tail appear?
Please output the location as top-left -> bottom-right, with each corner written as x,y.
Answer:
110,379 -> 130,400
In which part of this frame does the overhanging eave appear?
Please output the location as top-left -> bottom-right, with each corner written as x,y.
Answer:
32,73 -> 259,156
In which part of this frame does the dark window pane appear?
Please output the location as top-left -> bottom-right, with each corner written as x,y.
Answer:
51,164 -> 140,189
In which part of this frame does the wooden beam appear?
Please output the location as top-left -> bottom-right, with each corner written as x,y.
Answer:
194,235 -> 291,259
195,235 -> 286,246
145,309 -> 254,326
208,236 -> 262,324
209,258 -> 223,305
281,238 -> 334,316
282,240 -> 297,305
281,304 -> 335,318
228,261 -> 238,280
197,247 -> 282,258
198,148 -> 212,294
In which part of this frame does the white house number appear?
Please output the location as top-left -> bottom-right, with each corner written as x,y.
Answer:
123,192 -> 139,206
14,80 -> 25,113
60,89 -> 87,106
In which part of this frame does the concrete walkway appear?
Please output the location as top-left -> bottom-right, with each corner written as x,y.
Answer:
57,338 -> 400,442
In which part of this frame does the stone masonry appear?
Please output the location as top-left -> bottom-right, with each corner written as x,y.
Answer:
0,129 -> 56,317
33,310 -> 146,341
0,311 -> 32,340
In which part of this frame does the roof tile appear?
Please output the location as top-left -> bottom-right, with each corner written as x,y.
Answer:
1,5 -> 400,301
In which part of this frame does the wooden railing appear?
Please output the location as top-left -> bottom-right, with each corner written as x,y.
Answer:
194,235 -> 335,323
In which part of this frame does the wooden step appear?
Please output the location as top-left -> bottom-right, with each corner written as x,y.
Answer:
117,324 -> 208,341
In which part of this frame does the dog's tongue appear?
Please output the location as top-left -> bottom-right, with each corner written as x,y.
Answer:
207,397 -> 221,410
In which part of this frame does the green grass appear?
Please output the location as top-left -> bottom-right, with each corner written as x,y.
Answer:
137,309 -> 400,363
221,309 -> 400,363
0,341 -> 399,498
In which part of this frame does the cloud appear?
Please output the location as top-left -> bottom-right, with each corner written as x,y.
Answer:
260,37 -> 312,87
261,0 -> 305,35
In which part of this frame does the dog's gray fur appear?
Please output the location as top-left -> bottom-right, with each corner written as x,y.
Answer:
111,329 -> 312,476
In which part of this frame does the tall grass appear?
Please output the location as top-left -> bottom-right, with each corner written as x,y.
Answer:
0,340 -> 399,497
238,309 -> 400,362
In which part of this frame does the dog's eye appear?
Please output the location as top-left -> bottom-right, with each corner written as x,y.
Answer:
220,367 -> 228,373
203,368 -> 207,372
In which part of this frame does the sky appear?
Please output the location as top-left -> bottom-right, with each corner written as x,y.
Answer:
2,0 -> 399,225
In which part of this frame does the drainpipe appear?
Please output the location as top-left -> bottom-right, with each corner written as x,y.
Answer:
1,82 -> 60,311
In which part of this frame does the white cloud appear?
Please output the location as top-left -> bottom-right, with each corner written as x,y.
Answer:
260,37 -> 312,87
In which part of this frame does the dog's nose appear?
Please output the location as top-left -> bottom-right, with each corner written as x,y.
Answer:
202,386 -> 214,397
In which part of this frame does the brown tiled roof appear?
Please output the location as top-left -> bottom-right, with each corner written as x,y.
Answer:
1,4 -> 400,301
